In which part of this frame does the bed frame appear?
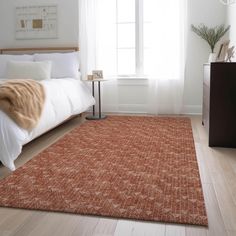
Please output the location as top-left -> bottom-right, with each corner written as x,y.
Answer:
0,47 -> 79,54
0,46 -> 82,146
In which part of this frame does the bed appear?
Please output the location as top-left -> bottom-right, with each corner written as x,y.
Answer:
0,47 -> 95,171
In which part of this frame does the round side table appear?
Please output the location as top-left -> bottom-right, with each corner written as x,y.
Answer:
84,79 -> 107,120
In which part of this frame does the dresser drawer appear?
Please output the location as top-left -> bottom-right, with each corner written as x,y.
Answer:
205,62 -> 236,147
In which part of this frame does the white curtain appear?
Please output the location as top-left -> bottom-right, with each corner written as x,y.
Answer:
79,0 -> 119,112
78,0 -> 97,79
146,0 -> 187,114
79,0 -> 187,114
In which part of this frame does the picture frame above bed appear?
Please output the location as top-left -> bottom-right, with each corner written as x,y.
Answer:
15,5 -> 58,39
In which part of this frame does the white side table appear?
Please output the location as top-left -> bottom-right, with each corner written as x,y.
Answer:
84,79 -> 107,120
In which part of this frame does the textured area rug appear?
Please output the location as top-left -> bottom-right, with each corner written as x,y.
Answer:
0,116 -> 207,226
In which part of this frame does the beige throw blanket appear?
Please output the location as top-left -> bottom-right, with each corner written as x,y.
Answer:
0,79 -> 45,131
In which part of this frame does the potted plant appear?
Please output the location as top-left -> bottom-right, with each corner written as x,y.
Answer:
191,24 -> 230,62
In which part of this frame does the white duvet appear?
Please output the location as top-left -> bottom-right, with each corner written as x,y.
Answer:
0,78 -> 95,171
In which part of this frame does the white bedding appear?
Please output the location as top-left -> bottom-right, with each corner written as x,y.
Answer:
0,78 -> 95,171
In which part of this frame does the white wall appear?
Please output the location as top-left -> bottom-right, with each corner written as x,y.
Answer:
0,0 -> 79,48
184,0 -> 227,114
227,4 -> 236,57
0,0 -> 227,114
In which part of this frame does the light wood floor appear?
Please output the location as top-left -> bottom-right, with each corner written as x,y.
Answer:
0,114 -> 236,236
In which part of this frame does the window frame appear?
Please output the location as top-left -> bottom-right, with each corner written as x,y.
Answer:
115,0 -> 144,77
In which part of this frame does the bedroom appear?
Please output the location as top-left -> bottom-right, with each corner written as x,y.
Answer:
0,0 -> 236,235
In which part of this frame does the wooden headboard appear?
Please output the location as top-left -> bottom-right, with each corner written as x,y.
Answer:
0,47 -> 79,55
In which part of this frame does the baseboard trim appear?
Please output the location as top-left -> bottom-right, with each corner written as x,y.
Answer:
103,104 -> 147,114
182,105 -> 202,115
102,104 -> 202,115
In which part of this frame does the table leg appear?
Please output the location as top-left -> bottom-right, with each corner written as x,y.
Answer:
98,81 -> 101,118
92,81 -> 95,116
86,80 -> 106,120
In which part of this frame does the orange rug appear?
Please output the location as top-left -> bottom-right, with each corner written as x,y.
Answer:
0,116 -> 208,226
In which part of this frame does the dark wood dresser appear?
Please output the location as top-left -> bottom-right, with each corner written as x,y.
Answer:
202,62 -> 236,147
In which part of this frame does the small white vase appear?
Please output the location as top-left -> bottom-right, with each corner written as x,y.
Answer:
208,53 -> 217,63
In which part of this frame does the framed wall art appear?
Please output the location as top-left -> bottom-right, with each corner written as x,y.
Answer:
15,5 -> 58,39
92,70 -> 103,79
216,40 -> 230,62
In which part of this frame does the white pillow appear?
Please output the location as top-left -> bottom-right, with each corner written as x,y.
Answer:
34,52 -> 80,79
0,54 -> 34,78
6,61 -> 52,80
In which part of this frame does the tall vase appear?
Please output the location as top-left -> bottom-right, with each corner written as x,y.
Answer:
208,53 -> 217,63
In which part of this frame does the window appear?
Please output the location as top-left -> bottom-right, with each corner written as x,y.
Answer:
117,0 -> 136,75
96,0 -> 184,79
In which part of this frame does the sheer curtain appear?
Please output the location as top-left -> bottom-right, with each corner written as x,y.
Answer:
78,0 -> 97,79
79,0 -> 187,114
79,0 -> 119,112
146,0 -> 187,114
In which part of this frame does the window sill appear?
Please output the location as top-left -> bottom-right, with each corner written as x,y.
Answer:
118,77 -> 148,80
109,76 -> 148,80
